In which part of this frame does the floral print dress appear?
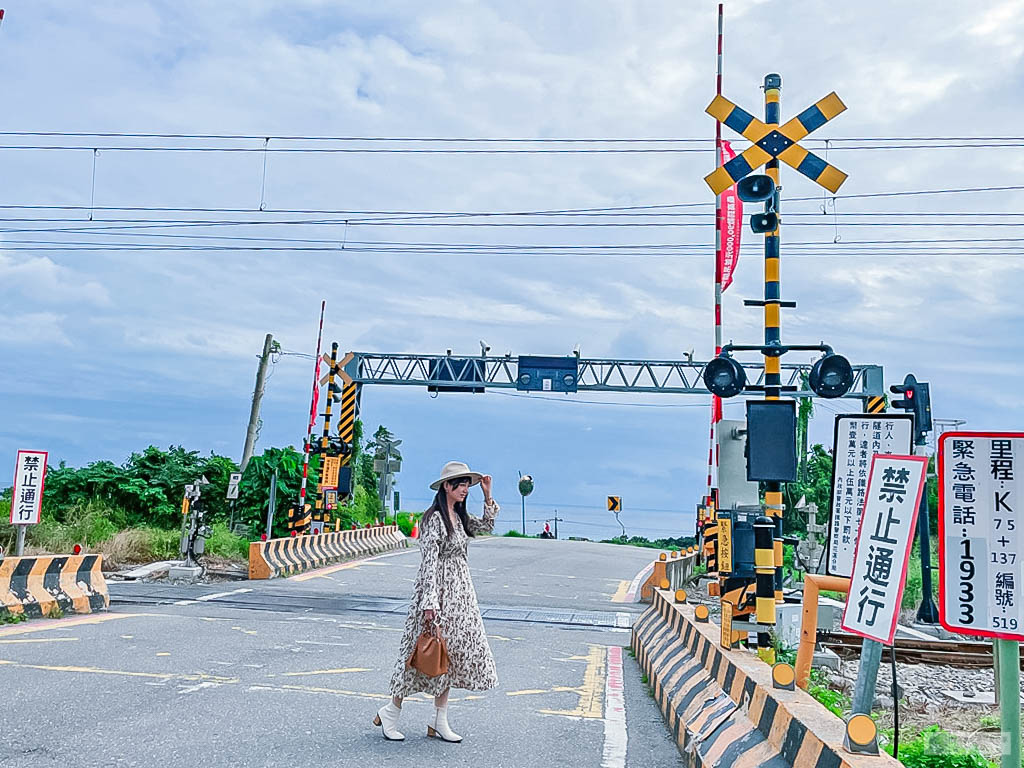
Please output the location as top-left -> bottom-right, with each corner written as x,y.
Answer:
389,499 -> 500,697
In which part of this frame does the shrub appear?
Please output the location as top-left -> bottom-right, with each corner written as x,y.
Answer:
884,725 -> 994,768
396,512 -> 421,537
205,523 -> 249,560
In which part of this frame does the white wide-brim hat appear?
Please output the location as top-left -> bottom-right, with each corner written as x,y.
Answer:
430,461 -> 483,491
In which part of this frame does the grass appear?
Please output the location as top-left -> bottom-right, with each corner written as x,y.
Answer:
977,714 -> 999,731
502,530 -> 534,538
0,609 -> 27,625
1,497 -> 250,568
884,725 -> 995,767
204,523 -> 249,560
806,667 -> 849,718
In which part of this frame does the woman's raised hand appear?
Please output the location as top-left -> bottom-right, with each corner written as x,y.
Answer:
480,475 -> 493,501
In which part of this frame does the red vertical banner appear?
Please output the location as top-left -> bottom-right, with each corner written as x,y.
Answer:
717,140 -> 742,292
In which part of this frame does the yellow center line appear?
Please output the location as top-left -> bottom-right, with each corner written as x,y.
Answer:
610,580 -> 631,603
0,659 -> 237,683
506,686 -> 582,697
537,644 -> 605,719
0,612 -> 152,637
290,554 -> 402,582
277,668 -> 371,677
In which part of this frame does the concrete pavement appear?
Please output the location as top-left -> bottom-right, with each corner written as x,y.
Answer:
0,538 -> 681,768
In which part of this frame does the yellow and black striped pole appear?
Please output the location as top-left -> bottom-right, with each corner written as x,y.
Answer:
337,382 -> 358,497
756,72 -> 784,659
754,514 -> 776,660
311,343 -> 340,533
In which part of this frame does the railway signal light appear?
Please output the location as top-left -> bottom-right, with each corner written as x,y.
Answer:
703,355 -> 747,398
889,373 -> 932,439
808,353 -> 854,398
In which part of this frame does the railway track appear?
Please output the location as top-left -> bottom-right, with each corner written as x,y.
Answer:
818,631 -> 1024,669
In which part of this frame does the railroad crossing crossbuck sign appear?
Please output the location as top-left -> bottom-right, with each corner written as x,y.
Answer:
704,91 -> 849,195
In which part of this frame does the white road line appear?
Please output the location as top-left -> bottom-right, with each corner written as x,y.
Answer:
602,645 -> 627,768
196,588 -> 253,602
173,600 -> 198,606
624,562 -> 654,602
614,613 -> 633,629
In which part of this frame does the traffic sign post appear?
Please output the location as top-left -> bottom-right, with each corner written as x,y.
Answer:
226,472 -> 242,500
827,414 -> 914,577
841,454 -> 927,645
938,432 -> 1022,768
840,453 -> 927,738
608,496 -> 626,539
518,473 -> 533,535
10,450 -> 48,556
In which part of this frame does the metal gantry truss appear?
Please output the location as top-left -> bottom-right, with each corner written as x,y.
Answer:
347,352 -> 883,399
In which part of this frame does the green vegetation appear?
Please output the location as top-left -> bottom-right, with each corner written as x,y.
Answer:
502,530 -> 534,538
806,668 -> 849,717
0,420 -> 396,566
600,535 -> 697,550
395,512 -> 422,537
884,726 -> 994,768
0,609 -> 27,625
977,714 -> 999,731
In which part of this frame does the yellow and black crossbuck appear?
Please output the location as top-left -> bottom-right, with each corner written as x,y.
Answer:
704,91 -> 848,196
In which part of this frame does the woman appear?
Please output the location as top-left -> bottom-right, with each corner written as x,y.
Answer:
374,461 -> 499,743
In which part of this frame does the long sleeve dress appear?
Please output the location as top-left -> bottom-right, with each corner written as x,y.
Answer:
389,499 -> 500,697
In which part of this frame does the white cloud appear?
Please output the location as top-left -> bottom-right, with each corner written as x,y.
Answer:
2,0 -> 1024,528
0,312 -> 72,346
0,252 -> 110,306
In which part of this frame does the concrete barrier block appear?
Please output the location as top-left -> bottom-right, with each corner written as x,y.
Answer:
248,524 -> 406,579
0,554 -> 108,618
632,590 -> 901,768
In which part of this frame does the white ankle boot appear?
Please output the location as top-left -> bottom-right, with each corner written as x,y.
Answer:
373,702 -> 405,741
427,705 -> 462,742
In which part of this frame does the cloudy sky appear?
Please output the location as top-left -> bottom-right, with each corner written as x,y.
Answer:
2,1 -> 1023,539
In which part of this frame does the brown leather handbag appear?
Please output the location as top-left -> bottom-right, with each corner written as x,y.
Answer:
407,620 -> 449,677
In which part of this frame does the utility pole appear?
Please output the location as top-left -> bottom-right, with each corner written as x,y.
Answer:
241,333 -> 275,474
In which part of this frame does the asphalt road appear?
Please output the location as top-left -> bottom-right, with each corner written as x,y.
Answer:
0,538 -> 681,768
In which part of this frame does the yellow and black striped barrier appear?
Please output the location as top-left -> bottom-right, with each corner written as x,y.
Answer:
248,524 -> 407,579
0,554 -> 109,618
632,589 -> 900,768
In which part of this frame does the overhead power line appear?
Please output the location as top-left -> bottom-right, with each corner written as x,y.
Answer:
5,141 -> 1024,154
0,184 -> 1021,220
